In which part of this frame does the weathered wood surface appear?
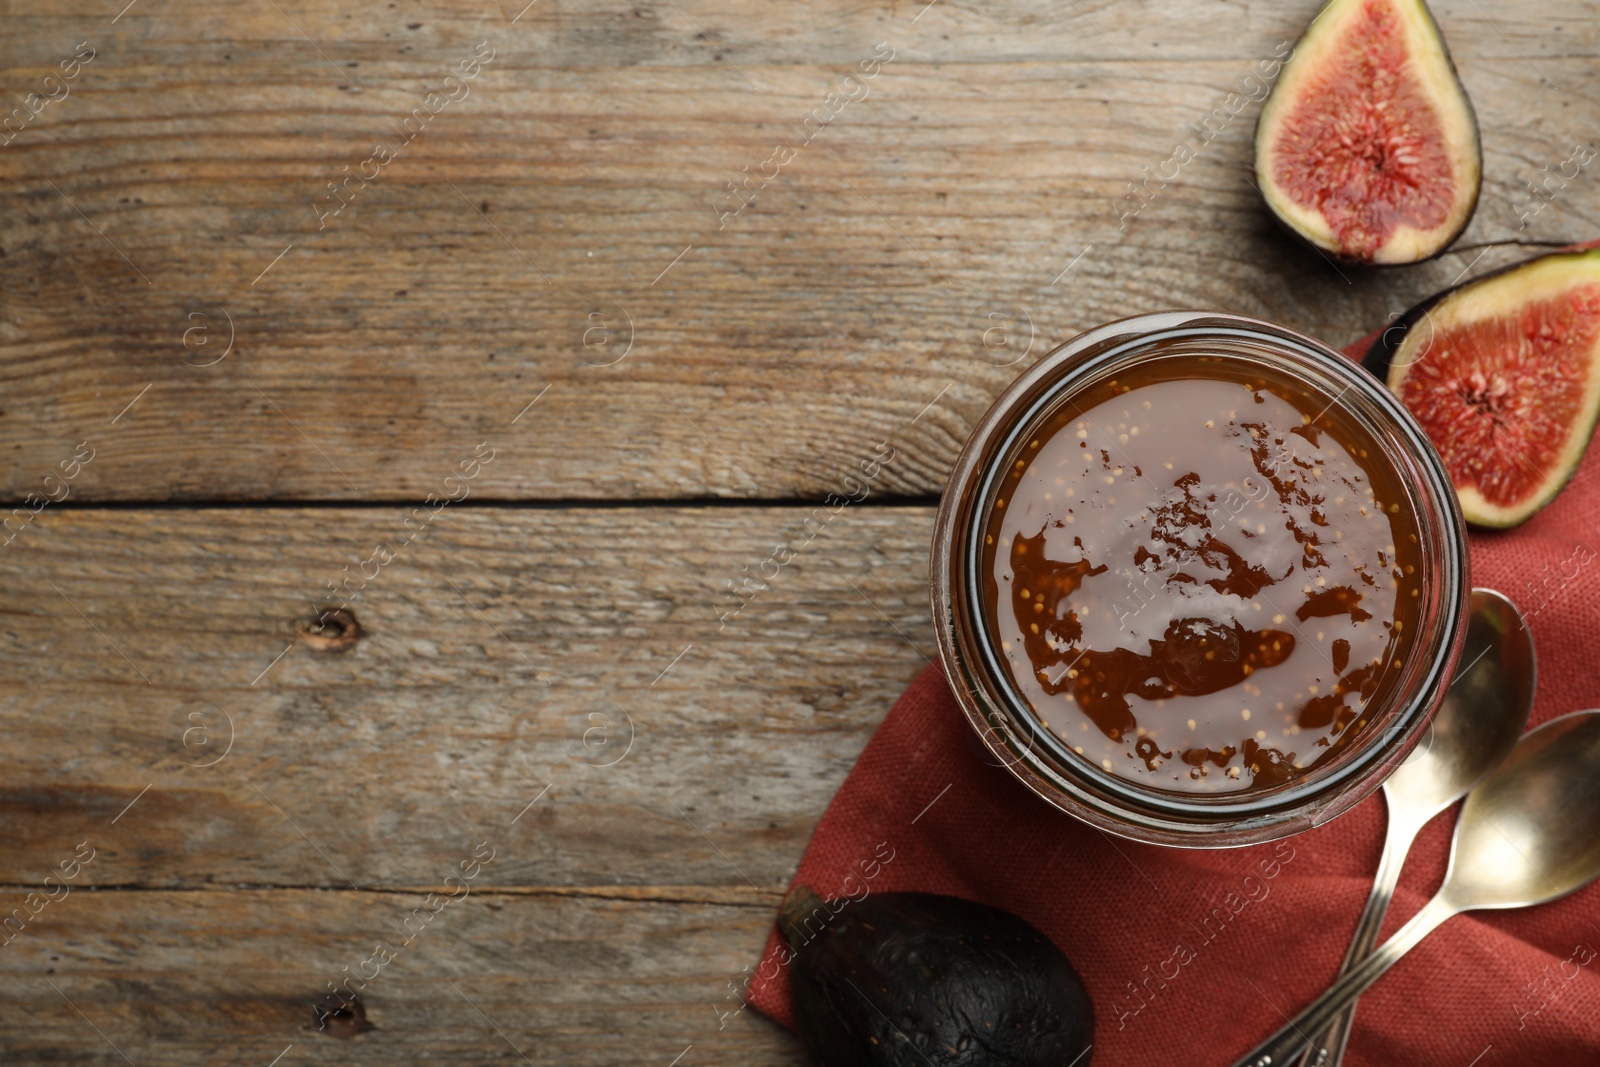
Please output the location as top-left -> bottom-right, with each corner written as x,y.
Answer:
1,507 -> 927,1063
7,1 -> 1600,1064
3,0 -> 1599,501
0,888 -> 804,1065
0,507 -> 932,887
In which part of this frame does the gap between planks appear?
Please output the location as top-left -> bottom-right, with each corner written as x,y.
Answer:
0,883 -> 782,907
32,495 -> 946,512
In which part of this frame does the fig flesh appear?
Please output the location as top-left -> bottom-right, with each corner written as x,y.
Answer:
1255,0 -> 1480,265
782,887 -> 1093,1067
1379,247 -> 1600,527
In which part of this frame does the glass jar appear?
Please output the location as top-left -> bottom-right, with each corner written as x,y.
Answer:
931,312 -> 1470,847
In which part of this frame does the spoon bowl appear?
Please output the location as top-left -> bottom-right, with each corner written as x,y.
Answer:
1446,711 -> 1600,910
1388,588 -> 1536,813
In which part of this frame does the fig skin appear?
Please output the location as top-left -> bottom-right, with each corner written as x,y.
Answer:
1373,244 -> 1600,528
781,887 -> 1094,1067
1362,240 -> 1600,378
1253,0 -> 1482,267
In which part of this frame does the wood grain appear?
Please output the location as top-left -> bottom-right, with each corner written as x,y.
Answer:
3,0 -> 1598,501
0,887 -> 804,1066
7,2 -> 1600,1064
0,506 -> 933,887
1,504 -> 938,1062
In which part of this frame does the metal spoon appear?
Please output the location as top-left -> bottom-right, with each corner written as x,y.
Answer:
1234,709 -> 1600,1067
1297,588 -> 1535,1067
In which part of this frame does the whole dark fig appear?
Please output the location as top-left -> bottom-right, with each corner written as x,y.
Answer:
782,887 -> 1093,1067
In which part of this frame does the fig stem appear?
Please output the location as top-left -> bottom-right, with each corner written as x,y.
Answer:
779,885 -> 827,951
1447,239 -> 1574,253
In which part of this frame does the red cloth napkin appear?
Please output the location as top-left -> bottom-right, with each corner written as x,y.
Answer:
748,333 -> 1600,1064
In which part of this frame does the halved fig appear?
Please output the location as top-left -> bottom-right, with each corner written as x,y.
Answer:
1381,247 -> 1600,527
1255,0 -> 1481,265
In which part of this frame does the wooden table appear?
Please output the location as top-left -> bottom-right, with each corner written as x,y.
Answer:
2,1 -> 1594,1062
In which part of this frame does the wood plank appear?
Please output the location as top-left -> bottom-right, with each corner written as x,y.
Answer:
0,505 -> 933,888
0,887 -> 804,1066
3,1 -> 1597,501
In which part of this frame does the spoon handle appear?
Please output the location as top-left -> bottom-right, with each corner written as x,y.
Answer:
1231,894 -> 1458,1067
1296,810 -> 1426,1067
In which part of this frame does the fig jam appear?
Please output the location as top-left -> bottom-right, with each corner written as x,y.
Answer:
981,355 -> 1425,795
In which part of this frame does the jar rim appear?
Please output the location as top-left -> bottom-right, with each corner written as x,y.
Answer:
931,312 -> 1471,847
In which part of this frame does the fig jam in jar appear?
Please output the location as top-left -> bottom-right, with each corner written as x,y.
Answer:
932,313 -> 1469,847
